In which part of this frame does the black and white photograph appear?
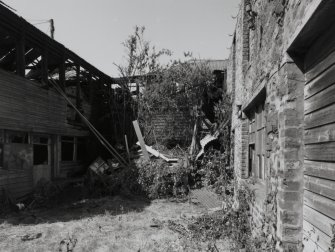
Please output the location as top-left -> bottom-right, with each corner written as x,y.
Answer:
0,0 -> 334,251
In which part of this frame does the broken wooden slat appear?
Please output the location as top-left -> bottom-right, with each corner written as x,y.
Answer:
124,135 -> 130,162
132,120 -> 150,161
189,118 -> 199,156
135,142 -> 178,163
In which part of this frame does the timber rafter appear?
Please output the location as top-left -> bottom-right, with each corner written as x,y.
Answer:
0,3 -> 114,86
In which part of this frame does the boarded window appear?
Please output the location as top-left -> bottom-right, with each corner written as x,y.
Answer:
4,143 -> 33,170
3,131 -> 31,170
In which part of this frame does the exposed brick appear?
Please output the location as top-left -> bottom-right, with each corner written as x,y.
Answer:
228,0 -> 312,249
279,211 -> 301,226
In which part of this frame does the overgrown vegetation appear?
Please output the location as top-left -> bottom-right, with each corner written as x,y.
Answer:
109,25 -> 274,251
136,158 -> 190,199
188,184 -> 255,250
114,26 -> 228,147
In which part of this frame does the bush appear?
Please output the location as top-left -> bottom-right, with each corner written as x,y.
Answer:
188,185 -> 256,251
136,158 -> 190,199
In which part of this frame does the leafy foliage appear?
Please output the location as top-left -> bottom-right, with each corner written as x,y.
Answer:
138,58 -> 214,113
188,185 -> 256,251
114,26 -> 171,82
196,149 -> 234,196
136,158 -> 190,199
114,26 -> 227,147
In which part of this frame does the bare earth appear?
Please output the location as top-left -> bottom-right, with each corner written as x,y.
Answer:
0,195 -> 231,252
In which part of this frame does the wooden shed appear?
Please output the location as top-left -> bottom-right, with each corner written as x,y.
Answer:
0,3 -> 115,200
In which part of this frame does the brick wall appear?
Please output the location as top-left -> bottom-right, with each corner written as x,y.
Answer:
146,110 -> 193,145
227,0 -> 319,250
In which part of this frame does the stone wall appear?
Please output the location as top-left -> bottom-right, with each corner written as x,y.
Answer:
227,0 -> 322,250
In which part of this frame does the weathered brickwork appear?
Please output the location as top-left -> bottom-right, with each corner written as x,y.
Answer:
226,0 -> 326,251
146,110 -> 193,145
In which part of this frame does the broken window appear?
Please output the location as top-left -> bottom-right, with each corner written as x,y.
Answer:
61,136 -> 74,161
61,136 -> 87,162
33,135 -> 49,165
7,131 -> 29,143
77,137 -> 86,161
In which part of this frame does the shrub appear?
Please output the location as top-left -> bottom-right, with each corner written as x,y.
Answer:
188,184 -> 256,251
136,158 -> 190,199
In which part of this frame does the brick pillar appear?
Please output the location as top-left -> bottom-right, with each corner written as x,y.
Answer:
241,119 -> 249,178
242,0 -> 250,72
276,62 -> 304,251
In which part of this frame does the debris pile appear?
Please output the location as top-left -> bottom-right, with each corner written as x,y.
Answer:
30,179 -> 62,208
0,188 -> 17,214
86,156 -> 140,197
84,120 -> 188,199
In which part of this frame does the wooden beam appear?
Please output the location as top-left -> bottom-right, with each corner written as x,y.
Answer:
0,49 -> 16,70
15,32 -> 25,77
132,120 -> 150,161
76,64 -> 81,109
24,48 -> 41,67
59,52 -> 65,91
0,4 -> 115,85
136,142 -> 178,163
41,48 -> 49,87
88,73 -> 94,104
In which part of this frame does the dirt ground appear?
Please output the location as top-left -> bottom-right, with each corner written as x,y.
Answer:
0,193 -> 231,252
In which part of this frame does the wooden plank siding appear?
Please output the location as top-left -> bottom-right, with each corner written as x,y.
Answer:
0,169 -> 33,199
305,123 -> 335,145
0,69 -> 90,136
0,68 -> 91,200
304,160 -> 335,181
59,161 -> 83,178
303,205 -> 335,238
303,220 -> 330,252
303,23 -> 335,250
